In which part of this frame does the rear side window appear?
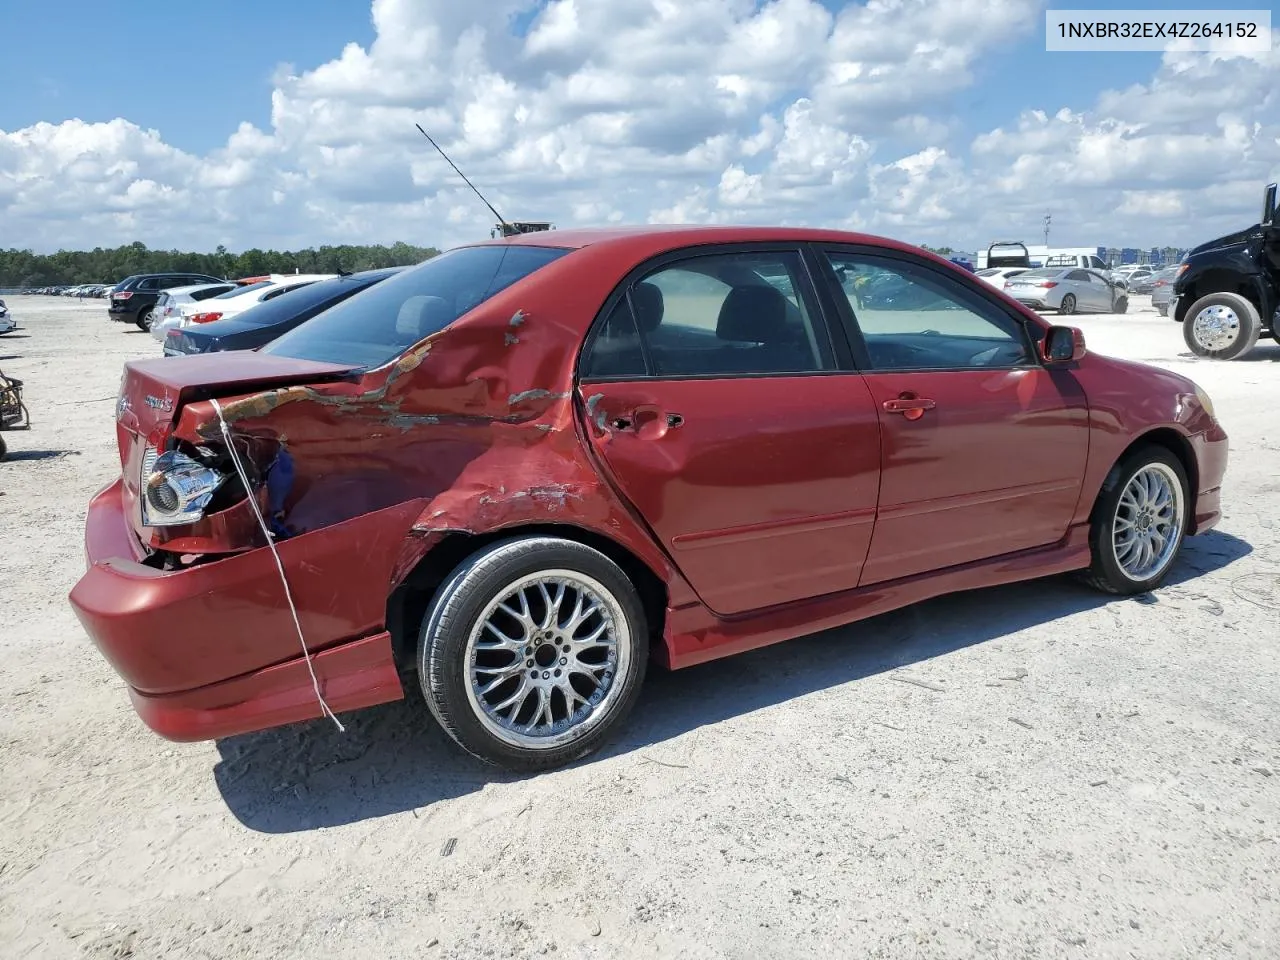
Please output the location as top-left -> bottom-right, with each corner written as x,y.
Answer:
263,245 -> 570,369
580,251 -> 834,379
138,278 -> 159,291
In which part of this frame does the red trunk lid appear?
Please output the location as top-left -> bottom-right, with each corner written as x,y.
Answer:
114,353 -> 357,543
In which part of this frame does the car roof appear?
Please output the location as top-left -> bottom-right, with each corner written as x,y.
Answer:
463,224 -> 950,265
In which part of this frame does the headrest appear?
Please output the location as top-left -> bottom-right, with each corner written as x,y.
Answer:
716,284 -> 790,343
397,295 -> 454,340
631,281 -> 664,333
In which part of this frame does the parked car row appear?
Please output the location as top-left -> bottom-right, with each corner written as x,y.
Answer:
25,283 -> 114,297
106,272 -> 338,331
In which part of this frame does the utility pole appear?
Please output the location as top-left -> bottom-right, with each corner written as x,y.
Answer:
1043,213 -> 1052,248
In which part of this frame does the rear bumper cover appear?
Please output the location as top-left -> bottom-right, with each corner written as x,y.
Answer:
68,479 -> 405,741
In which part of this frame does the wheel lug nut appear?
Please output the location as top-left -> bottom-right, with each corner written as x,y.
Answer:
559,657 -> 567,666
554,669 -> 562,677
524,647 -> 532,655
529,669 -> 538,679
542,671 -> 550,679
562,644 -> 570,652
526,659 -> 534,667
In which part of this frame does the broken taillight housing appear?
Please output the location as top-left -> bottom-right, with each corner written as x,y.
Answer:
141,446 -> 227,527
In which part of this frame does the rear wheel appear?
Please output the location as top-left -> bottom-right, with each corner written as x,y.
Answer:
135,307 -> 153,332
0,434 -> 6,460
1157,303 -> 1169,317
418,537 -> 649,771
1082,446 -> 1189,595
1059,294 -> 1077,315
1182,292 -> 1260,360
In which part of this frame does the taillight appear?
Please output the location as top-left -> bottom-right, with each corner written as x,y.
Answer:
114,291 -> 133,300
190,312 -> 223,324
140,445 -> 227,527
1039,281 -> 1059,288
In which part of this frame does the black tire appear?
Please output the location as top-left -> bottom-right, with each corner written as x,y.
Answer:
0,434 -> 6,460
1181,292 -> 1260,360
418,536 -> 649,772
1157,303 -> 1169,317
1081,445 -> 1190,596
1113,295 -> 1128,314
1059,294 -> 1077,315
135,308 -> 153,332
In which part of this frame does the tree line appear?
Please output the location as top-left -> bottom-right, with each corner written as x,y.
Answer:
0,241 -> 441,287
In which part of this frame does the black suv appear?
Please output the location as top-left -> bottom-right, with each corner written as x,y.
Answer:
1173,182 -> 1280,360
108,273 -> 226,331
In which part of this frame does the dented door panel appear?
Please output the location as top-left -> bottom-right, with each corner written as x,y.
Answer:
579,376 -> 882,616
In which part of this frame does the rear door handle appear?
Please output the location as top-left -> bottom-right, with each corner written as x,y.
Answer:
883,397 -> 936,421
611,406 -> 684,431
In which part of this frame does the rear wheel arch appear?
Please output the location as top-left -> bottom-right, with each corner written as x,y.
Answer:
386,523 -> 670,672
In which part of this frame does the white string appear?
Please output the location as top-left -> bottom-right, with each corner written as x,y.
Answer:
210,398 -> 345,733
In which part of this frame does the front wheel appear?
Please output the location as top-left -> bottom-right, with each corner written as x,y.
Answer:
1182,292 -> 1260,360
1059,294 -> 1077,315
1112,295 -> 1128,314
418,537 -> 649,771
1082,446 -> 1189,595
1157,303 -> 1169,317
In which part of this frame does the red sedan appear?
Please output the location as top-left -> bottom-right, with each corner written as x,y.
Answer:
69,226 -> 1228,772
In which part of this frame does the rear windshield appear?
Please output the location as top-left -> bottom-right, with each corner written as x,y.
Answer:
215,280 -> 273,299
231,273 -> 392,326
263,245 -> 571,368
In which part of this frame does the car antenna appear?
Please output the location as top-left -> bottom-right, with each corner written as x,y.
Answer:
414,123 -> 512,236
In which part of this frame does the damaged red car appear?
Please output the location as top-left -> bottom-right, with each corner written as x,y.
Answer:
69,226 -> 1228,771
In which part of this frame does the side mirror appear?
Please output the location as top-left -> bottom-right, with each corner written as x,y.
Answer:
1264,182 -> 1277,226
1042,325 -> 1087,364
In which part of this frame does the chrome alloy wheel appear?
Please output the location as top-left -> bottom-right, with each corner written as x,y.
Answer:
1112,463 -> 1184,582
464,570 -> 630,749
1191,304 -> 1240,352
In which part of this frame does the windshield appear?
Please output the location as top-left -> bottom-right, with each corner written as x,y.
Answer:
215,280 -> 273,299
262,245 -> 571,368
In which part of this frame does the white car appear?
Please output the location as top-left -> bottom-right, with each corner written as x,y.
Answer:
0,299 -> 14,334
164,274 -> 337,354
177,274 -> 335,323
975,267 -> 1030,289
149,283 -> 238,342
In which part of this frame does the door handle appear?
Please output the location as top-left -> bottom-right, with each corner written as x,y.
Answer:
611,406 -> 684,432
883,396 -> 936,421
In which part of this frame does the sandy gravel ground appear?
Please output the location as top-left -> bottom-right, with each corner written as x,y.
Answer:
0,295 -> 1277,960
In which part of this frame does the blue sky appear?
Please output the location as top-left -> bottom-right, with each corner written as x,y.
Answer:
1,0 -> 1277,252
2,0 -> 1172,153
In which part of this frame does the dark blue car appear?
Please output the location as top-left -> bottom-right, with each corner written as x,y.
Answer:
165,266 -> 408,355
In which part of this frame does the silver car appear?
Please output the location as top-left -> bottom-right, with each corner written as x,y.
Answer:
149,283 -> 236,342
1148,266 -> 1180,316
1003,267 -> 1126,315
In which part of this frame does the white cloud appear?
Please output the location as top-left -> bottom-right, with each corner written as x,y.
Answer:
2,0 -> 1279,255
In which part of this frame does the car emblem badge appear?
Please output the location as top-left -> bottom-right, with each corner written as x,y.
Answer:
144,394 -> 173,412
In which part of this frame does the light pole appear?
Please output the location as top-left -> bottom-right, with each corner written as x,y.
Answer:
1043,214 -> 1051,248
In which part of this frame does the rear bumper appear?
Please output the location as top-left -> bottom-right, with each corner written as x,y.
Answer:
108,305 -> 139,322
68,478 -> 406,741
127,632 -> 403,742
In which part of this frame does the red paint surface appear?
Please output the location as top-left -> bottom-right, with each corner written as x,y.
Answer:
70,225 -> 1230,743
128,632 -> 403,742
